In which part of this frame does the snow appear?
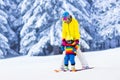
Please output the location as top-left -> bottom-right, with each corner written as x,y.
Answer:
0,10 -> 8,18
19,0 -> 28,13
0,48 -> 120,80
80,39 -> 90,49
0,0 -> 5,5
28,36 -> 49,56
0,50 -> 4,58
50,25 -> 55,45
21,30 -> 36,47
81,27 -> 93,40
35,12 -> 47,28
20,15 -> 35,37
0,15 -> 7,24
0,33 -> 8,42
100,24 -> 120,38
62,1 -> 91,23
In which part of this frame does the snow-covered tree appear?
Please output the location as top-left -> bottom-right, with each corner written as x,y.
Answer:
0,0 -> 21,58
18,0 -> 93,56
90,0 -> 120,50
0,33 -> 9,58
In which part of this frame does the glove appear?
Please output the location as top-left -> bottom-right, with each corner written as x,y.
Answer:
71,39 -> 79,46
60,45 -> 65,51
62,39 -> 67,46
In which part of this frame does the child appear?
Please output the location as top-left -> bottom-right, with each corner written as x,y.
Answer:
63,40 -> 79,71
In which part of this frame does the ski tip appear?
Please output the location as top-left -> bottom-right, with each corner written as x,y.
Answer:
88,67 -> 94,69
70,70 -> 77,72
54,69 -> 61,72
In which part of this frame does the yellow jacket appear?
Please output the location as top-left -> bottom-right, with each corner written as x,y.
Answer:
62,18 -> 80,40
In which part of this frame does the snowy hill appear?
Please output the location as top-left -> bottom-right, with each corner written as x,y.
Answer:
0,47 -> 120,80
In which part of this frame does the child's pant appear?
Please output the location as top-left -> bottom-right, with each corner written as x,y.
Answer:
64,54 -> 75,66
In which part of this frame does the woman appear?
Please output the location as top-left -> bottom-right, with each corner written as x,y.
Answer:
61,11 -> 89,71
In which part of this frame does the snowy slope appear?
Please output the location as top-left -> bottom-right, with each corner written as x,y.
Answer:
0,48 -> 120,80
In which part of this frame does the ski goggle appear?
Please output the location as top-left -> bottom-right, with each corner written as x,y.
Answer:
63,17 -> 68,21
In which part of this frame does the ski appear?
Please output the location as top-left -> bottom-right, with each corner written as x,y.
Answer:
54,69 -> 69,72
72,67 -> 94,72
54,67 -> 94,72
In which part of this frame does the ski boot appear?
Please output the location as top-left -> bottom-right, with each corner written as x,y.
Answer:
82,66 -> 90,69
63,66 -> 69,71
71,65 -> 76,72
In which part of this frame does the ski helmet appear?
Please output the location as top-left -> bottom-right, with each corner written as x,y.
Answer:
62,11 -> 70,20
